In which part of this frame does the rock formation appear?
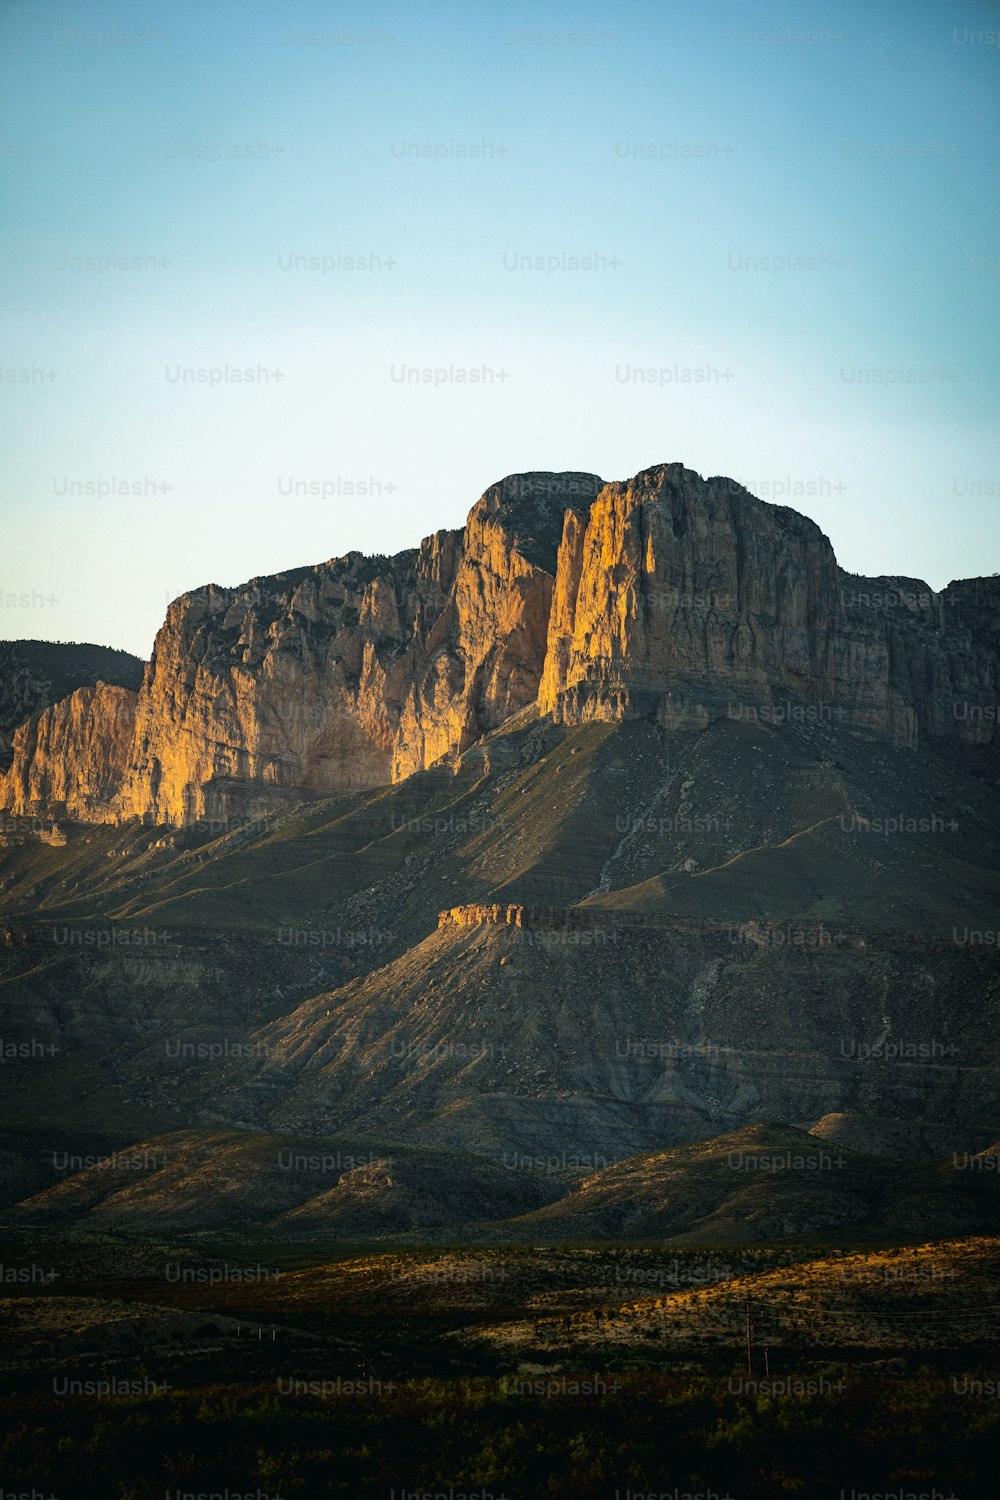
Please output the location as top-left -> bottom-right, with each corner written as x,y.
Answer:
1,684 -> 137,822
0,464 -> 996,826
0,640 -> 144,771
539,465 -> 999,747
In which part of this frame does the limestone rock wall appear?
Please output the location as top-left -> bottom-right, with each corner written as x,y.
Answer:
0,464 -> 995,827
0,685 -> 138,821
0,473 -> 601,826
538,464 -> 998,748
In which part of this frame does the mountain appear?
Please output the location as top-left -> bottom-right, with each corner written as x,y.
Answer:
1,465 -> 996,826
0,463 -> 997,1197
0,673 -> 997,1169
0,474 -> 603,824
8,1123 -> 998,1246
0,640 -> 144,772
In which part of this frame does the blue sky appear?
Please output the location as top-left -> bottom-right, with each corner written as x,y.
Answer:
2,0 -> 998,657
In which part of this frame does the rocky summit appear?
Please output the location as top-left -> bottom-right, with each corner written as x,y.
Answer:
0,462 -> 998,1234
1,464 -> 996,827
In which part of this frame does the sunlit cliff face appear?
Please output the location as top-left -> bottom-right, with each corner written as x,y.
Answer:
0,465 -> 996,827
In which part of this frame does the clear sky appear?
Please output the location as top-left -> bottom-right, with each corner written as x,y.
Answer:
2,0 -> 998,658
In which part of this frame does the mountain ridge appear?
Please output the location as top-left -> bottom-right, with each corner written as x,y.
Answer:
1,463 -> 996,828
0,640 -> 145,774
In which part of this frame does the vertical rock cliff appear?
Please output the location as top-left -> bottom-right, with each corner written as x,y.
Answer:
538,464 -> 998,748
1,685 -> 138,822
539,464 -> 851,729
0,464 -> 995,826
0,473 -> 602,824
391,472 -> 602,780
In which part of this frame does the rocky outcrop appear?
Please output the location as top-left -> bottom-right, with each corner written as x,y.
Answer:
0,640 -> 144,770
0,473 -> 601,826
389,473 -> 600,782
0,465 -> 996,827
539,465 -> 998,748
439,903 -> 666,932
0,684 -> 138,821
837,570 -> 1000,747
113,551 -> 435,827
539,465 -> 851,729
437,905 -> 995,956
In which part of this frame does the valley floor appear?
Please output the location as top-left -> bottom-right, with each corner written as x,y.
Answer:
1,1232 -> 997,1498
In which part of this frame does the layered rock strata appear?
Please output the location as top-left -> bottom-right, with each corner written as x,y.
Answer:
1,465 -> 996,825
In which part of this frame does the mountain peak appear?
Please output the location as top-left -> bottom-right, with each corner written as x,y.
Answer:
1,464 -> 996,826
